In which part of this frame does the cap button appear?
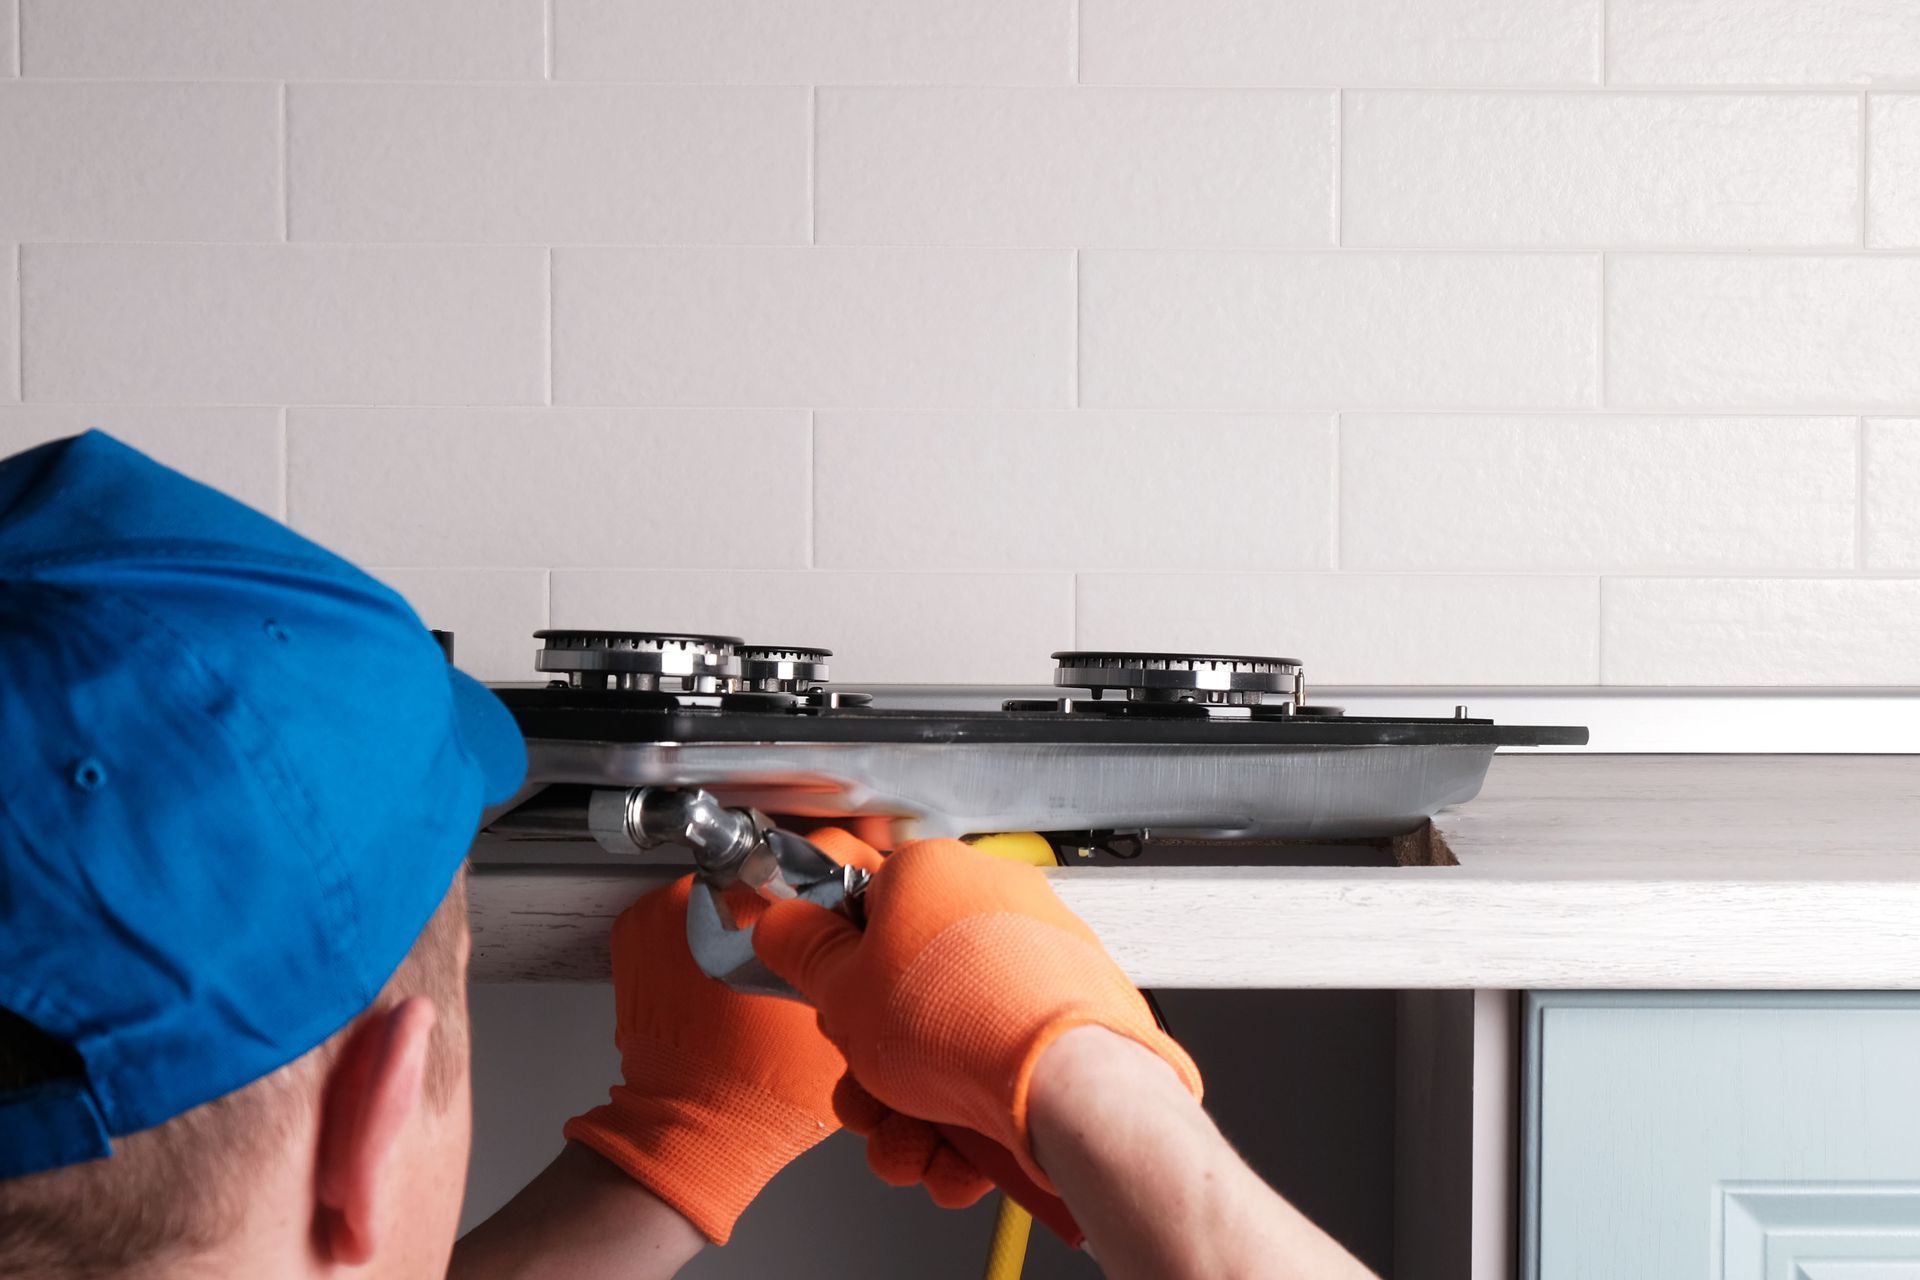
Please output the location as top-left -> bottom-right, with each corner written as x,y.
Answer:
71,758 -> 108,791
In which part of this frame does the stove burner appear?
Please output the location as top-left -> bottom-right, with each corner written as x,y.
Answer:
1052,650 -> 1305,708
737,645 -> 831,694
536,630 -> 742,693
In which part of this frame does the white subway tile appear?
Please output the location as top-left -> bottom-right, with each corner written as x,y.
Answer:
23,246 -> 546,406
287,409 -> 807,568
0,84 -> 277,242
1080,0 -> 1600,87
1609,0 -> 1920,85
1864,419 -> 1920,569
1344,92 -> 1858,248
1081,252 -> 1597,410
550,570 -> 1074,684
22,0 -> 543,79
552,0 -> 1071,84
0,407 -> 281,516
289,85 -> 807,244
1343,415 -> 1856,571
817,89 -> 1334,247
553,248 -> 1072,409
816,413 -> 1333,571
1608,256 -> 1920,411
372,569 -> 548,684
1,247 -> 14,403
1077,573 -> 1600,684
1603,579 -> 1920,684
1869,95 -> 1920,248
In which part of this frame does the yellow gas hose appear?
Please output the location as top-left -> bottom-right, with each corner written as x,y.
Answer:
961,832 -> 1058,1280
983,1197 -> 1035,1280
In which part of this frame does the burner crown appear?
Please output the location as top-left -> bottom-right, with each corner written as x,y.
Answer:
535,630 -> 741,693
1052,650 -> 1304,707
737,645 -> 831,693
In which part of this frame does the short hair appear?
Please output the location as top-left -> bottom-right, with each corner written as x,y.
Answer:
0,870 -> 469,1278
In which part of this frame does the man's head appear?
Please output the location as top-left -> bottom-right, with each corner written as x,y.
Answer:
0,872 -> 471,1278
0,433 -> 526,1275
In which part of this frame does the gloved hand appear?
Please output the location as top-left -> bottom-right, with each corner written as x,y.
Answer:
750,832 -> 1203,1201
563,874 -> 846,1244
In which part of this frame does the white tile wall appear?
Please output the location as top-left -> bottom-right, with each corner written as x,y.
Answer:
552,248 -> 1072,408
0,84 -> 279,242
3,0 -> 1918,687
1603,580 -> 1920,684
1342,93 -> 1859,248
375,568 -> 549,683
551,0 -> 1072,85
22,0 -> 544,80
0,406 -> 281,514
1607,0 -> 1920,85
1081,252 -> 1598,409
1864,419 -> 1920,569
2,246 -> 15,404
814,413 -> 1335,571
286,409 -> 808,567
288,86 -> 809,244
1341,416 -> 1858,571
1869,96 -> 1920,248
551,570 -> 1073,684
1079,0 -> 1601,87
22,246 -> 547,405
816,89 -> 1335,247
1078,574 -> 1601,685
1607,256 -> 1920,411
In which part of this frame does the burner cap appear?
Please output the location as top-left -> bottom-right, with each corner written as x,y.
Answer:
535,630 -> 742,693
738,645 -> 831,693
1052,650 -> 1303,707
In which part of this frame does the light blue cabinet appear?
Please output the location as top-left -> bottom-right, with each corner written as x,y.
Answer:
1523,993 -> 1920,1280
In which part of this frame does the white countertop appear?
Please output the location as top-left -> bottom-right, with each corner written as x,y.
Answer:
468,754 -> 1920,988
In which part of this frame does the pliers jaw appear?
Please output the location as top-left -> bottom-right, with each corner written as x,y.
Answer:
585,785 -> 866,1000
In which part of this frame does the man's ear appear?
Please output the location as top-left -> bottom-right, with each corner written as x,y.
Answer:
312,996 -> 438,1266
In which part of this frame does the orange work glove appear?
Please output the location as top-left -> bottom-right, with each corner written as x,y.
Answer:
750,831 -> 1203,1201
563,875 -> 846,1244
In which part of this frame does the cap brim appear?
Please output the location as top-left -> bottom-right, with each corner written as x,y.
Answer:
448,668 -> 528,806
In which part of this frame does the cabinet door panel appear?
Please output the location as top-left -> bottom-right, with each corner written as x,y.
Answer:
1523,994 -> 1920,1280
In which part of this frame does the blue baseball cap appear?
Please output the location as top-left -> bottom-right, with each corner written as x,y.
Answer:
0,430 -> 525,1179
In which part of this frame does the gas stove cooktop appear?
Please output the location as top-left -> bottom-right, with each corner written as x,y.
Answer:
479,630 -> 1586,844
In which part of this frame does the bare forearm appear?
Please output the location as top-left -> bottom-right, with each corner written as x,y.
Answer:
448,1141 -> 705,1280
1029,1027 -> 1376,1280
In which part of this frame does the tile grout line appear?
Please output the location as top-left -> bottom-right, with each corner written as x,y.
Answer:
1598,0 -> 1610,86
807,86 -> 817,244
11,0 -> 19,76
13,244 -> 21,401
543,247 -> 553,405
543,0 -> 554,79
1070,0 -> 1080,84
1856,415 -> 1869,569
277,406 -> 289,522
543,568 -> 553,628
1070,572 -> 1081,646
806,410 -> 816,568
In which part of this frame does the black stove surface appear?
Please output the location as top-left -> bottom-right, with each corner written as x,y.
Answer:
493,685 -> 1589,749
